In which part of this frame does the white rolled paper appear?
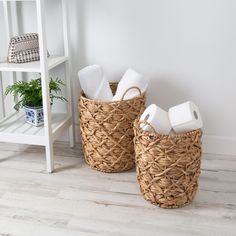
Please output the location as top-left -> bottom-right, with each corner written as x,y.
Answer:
112,68 -> 148,101
94,77 -> 113,101
168,101 -> 203,134
78,65 -> 103,99
140,104 -> 172,135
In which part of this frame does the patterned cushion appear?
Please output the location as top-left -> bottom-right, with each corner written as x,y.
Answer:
8,33 -> 49,63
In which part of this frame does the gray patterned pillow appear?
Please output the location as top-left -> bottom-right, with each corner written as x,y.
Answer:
8,33 -> 49,63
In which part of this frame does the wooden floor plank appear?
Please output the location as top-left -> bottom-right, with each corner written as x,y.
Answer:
0,142 -> 235,235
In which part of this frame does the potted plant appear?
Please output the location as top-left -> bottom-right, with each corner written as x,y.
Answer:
5,77 -> 67,126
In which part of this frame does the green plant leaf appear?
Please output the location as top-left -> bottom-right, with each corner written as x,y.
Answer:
5,77 -> 67,111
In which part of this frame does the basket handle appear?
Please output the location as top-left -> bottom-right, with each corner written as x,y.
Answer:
138,120 -> 156,134
121,86 -> 142,101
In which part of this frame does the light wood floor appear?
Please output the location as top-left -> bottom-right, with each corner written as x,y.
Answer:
0,142 -> 235,236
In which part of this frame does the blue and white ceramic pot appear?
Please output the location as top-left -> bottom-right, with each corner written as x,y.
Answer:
23,105 -> 44,126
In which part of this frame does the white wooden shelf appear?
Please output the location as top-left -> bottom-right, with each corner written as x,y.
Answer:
0,56 -> 68,73
0,0 -> 75,173
0,112 -> 72,146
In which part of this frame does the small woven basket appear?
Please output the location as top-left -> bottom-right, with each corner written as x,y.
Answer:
79,82 -> 146,173
133,120 -> 202,208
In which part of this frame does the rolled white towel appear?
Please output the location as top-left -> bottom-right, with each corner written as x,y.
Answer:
168,101 -> 203,134
112,68 -> 148,101
78,65 -> 103,100
140,104 -> 172,135
94,77 -> 113,101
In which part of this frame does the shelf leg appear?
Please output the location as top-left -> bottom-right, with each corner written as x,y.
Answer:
45,142 -> 54,173
62,0 -> 76,148
0,72 -> 6,119
69,125 -> 75,148
37,0 -> 54,173
3,1 -> 20,114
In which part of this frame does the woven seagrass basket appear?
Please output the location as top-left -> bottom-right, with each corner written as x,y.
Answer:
133,120 -> 202,208
79,82 -> 146,173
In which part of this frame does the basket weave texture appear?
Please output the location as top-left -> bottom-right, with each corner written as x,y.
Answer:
79,83 -> 146,173
133,120 -> 202,208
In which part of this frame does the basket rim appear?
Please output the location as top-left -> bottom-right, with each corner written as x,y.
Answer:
80,91 -> 145,104
133,119 -> 202,138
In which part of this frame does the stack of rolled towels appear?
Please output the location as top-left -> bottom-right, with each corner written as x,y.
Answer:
78,65 -> 148,101
140,101 -> 203,134
78,65 -> 203,135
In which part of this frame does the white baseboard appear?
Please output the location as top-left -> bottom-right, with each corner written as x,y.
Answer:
202,135 -> 236,156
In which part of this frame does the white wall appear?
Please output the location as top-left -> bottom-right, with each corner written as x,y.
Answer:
74,0 -> 236,134
1,0 -> 236,154
72,0 -> 236,155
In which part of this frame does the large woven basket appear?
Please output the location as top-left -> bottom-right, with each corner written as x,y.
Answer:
79,82 -> 146,173
133,120 -> 202,208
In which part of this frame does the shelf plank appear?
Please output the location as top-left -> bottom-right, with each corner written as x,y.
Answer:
0,56 -> 68,73
0,112 -> 72,146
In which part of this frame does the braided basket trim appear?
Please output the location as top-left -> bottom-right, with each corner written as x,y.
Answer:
133,119 -> 202,208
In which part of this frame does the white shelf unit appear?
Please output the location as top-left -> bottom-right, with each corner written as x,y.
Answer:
0,0 -> 76,173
